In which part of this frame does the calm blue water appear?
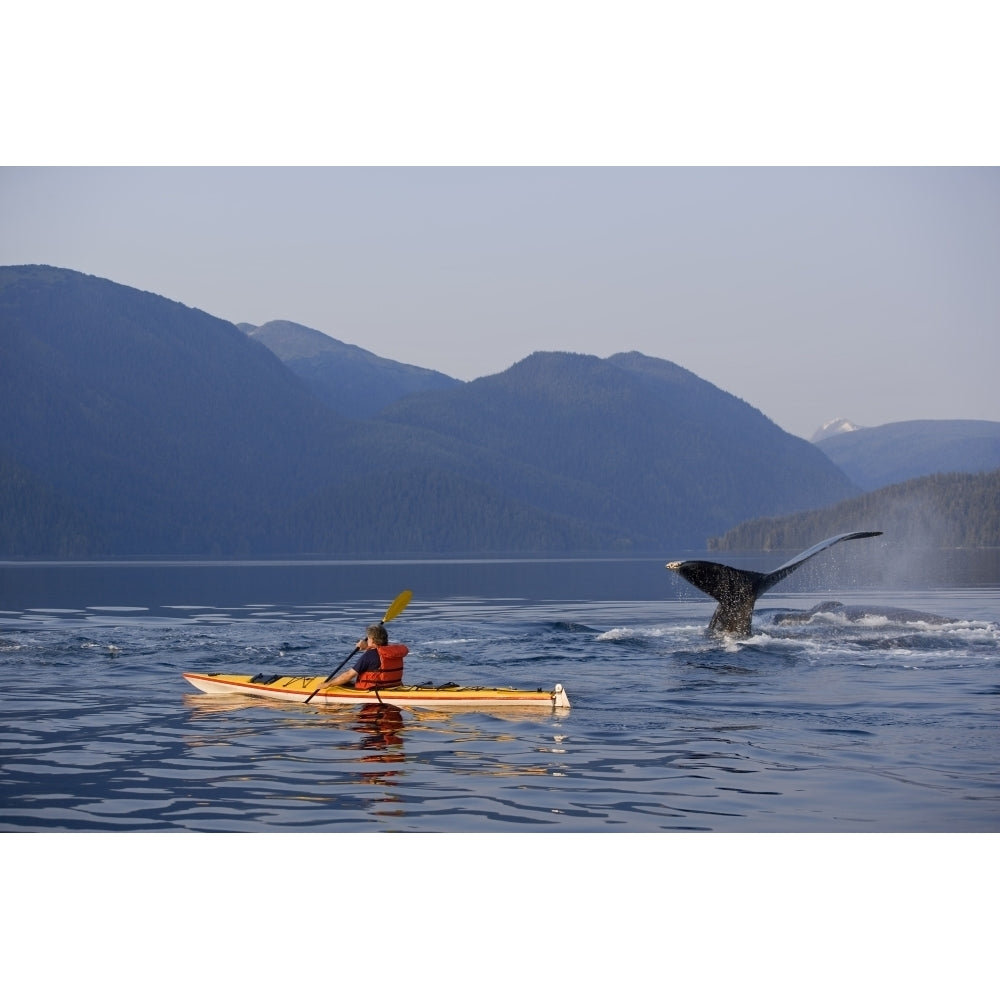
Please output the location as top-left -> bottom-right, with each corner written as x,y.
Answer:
1,558 -> 998,832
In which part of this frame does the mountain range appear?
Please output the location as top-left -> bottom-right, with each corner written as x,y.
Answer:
1,265 -> 995,558
813,419 -> 1000,490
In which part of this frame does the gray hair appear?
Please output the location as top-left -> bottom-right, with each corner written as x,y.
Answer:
366,624 -> 389,645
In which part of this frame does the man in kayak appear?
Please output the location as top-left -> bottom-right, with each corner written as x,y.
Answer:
325,623 -> 409,689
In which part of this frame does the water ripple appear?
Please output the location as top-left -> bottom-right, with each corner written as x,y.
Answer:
2,586 -> 998,831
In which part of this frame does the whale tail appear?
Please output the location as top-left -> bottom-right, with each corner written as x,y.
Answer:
667,531 -> 882,637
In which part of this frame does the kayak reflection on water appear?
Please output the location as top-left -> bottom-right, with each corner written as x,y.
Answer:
354,703 -> 405,751
353,704 -> 406,784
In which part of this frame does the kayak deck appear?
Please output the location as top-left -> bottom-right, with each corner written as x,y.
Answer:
183,672 -> 570,709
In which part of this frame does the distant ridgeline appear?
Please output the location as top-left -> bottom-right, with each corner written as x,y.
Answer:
709,469 -> 1000,551
241,319 -> 462,419
813,420 -> 1000,491
1,264 -> 995,558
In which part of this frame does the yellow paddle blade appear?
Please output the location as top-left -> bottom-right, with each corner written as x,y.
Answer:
382,590 -> 412,623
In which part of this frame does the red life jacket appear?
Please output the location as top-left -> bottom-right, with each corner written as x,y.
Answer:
355,643 -> 408,689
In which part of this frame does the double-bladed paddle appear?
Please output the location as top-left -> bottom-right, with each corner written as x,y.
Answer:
304,589 -> 413,704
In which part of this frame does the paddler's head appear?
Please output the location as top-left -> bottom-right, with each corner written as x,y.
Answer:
366,624 -> 389,646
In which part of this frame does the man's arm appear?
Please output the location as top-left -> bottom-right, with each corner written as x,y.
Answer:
325,666 -> 359,687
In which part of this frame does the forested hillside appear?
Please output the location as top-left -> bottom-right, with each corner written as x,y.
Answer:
0,266 -> 351,553
708,469 -> 1000,551
0,453 -> 105,557
3,267 -> 620,556
377,350 -> 859,546
0,265 -> 877,558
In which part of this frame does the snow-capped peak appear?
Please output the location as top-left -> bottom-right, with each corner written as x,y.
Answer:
811,418 -> 864,443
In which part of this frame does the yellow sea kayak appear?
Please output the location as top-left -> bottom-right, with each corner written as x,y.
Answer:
183,672 -> 571,709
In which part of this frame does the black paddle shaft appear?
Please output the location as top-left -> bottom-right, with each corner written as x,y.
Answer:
304,645 -> 362,704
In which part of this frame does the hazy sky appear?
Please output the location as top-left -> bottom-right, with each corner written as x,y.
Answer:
3,166 -> 997,439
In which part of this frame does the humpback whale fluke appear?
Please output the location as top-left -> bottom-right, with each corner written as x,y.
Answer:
666,531 -> 883,637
